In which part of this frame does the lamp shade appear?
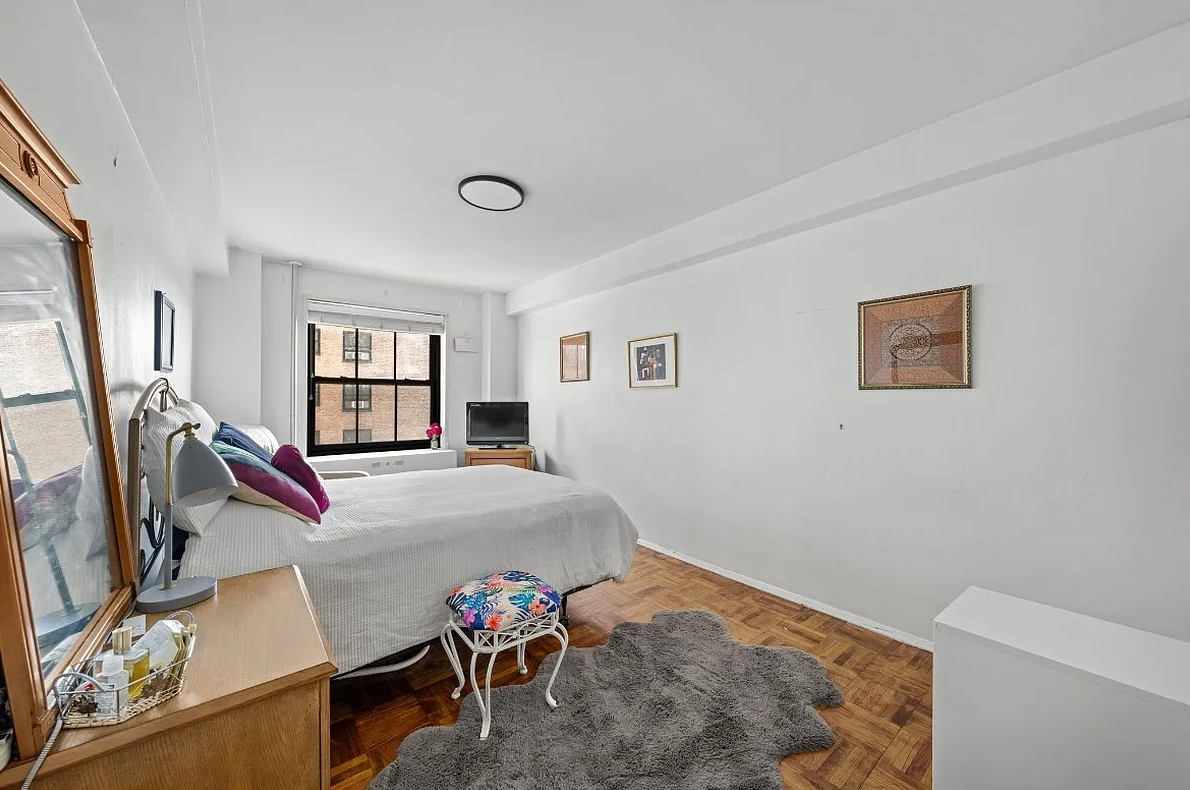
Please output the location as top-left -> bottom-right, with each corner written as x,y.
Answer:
173,434 -> 237,506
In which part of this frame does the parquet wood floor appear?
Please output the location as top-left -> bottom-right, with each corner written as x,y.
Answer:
329,546 -> 933,789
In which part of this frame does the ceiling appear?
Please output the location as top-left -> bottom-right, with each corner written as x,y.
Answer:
83,1 -> 1190,291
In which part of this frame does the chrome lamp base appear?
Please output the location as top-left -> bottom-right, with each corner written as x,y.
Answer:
135,575 -> 218,613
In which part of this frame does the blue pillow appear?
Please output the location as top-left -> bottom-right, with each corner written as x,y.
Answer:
211,440 -> 271,471
214,422 -> 272,464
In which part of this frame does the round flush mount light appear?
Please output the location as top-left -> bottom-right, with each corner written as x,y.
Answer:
458,175 -> 525,212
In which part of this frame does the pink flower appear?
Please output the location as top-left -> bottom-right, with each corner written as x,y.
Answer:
426,422 -> 443,438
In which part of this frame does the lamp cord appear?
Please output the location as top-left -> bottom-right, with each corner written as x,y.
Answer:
20,672 -> 88,790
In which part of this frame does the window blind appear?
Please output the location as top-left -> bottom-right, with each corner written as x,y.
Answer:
306,299 -> 446,335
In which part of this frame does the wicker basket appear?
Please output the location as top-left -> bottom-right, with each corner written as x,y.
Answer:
52,611 -> 196,729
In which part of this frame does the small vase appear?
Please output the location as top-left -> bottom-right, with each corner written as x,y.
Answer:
430,436 -> 440,449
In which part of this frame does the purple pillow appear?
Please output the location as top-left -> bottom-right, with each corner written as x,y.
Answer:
271,445 -> 330,514
224,458 -> 322,524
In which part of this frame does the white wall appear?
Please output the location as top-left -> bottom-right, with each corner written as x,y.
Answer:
257,262 -> 484,464
194,249 -> 261,424
519,117 -> 1190,644
481,292 -> 518,401
0,0 -> 197,461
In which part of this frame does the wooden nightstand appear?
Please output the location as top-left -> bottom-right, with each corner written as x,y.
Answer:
1,566 -> 337,790
464,446 -> 534,470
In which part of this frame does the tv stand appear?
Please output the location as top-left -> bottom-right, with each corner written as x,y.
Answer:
464,446 -> 534,470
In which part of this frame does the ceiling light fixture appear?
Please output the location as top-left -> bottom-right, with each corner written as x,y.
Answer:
458,175 -> 525,212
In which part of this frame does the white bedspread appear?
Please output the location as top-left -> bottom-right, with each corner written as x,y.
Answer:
180,465 -> 638,672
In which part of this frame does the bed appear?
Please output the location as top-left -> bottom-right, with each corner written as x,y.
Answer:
129,380 -> 639,674
181,465 -> 638,672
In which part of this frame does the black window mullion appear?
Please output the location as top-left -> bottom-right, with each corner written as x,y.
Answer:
354,329 -> 360,445
399,330 -> 404,444
307,323 -> 315,453
429,334 -> 442,427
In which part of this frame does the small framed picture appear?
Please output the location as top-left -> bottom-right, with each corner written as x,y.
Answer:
858,285 -> 970,389
628,333 -> 677,389
560,332 -> 589,382
154,290 -> 175,373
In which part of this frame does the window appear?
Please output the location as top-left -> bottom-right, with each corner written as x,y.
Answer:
342,384 -> 372,412
343,331 -> 372,362
307,320 -> 441,456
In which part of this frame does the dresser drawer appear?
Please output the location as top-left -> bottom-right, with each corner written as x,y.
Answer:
464,448 -> 533,470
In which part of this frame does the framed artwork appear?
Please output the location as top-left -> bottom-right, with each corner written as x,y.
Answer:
154,290 -> 175,373
560,331 -> 589,382
628,333 -> 677,389
858,285 -> 970,389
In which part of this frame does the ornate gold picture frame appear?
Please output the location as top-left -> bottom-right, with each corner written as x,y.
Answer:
858,286 -> 971,389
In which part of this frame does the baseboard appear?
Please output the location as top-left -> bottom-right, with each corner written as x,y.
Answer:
636,538 -> 933,652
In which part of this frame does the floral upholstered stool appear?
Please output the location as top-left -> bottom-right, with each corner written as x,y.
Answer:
440,571 -> 570,740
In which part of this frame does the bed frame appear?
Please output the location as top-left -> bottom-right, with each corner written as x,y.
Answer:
126,378 -> 607,680
127,377 -> 179,588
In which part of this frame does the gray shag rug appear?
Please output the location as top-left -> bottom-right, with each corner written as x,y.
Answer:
370,609 -> 843,790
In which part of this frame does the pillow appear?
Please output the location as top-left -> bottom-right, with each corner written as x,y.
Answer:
271,445 -> 330,513
143,399 -> 228,535
212,441 -> 322,524
214,422 -> 273,464
236,425 -> 280,456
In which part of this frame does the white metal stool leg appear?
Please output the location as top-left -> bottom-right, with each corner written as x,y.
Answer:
467,650 -> 486,729
440,610 -> 570,739
440,623 -> 466,699
544,622 -> 569,708
479,651 -> 498,739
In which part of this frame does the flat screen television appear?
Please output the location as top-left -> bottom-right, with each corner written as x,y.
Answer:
466,401 -> 529,447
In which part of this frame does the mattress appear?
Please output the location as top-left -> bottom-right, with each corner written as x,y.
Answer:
180,464 -> 639,673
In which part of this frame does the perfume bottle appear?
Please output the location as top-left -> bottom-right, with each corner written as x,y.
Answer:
111,627 -> 149,699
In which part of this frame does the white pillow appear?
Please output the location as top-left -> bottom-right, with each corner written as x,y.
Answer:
235,424 -> 280,456
76,445 -> 108,559
142,399 -> 228,535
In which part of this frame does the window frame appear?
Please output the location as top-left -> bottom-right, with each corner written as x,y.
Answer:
307,324 -> 441,456
342,330 -> 372,363
341,383 -> 372,412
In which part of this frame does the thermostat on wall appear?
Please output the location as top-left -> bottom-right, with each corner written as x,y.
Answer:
453,336 -> 480,353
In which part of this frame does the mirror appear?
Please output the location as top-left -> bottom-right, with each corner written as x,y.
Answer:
0,176 -> 115,680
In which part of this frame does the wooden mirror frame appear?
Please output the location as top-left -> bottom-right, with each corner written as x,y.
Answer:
0,78 -> 135,759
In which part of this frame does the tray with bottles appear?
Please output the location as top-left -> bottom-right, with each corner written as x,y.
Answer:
51,611 -> 197,729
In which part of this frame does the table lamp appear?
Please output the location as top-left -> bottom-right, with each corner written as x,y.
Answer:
136,422 -> 236,612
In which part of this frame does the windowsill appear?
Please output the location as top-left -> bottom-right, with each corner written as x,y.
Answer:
309,447 -> 454,463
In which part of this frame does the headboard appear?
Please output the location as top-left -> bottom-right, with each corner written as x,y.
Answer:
126,376 -> 178,586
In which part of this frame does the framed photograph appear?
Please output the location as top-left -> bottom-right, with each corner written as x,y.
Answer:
858,285 -> 970,389
560,332 -> 590,382
628,333 -> 677,389
154,290 -> 175,373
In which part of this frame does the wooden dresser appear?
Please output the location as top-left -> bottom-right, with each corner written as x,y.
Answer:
464,446 -> 534,470
0,566 -> 337,790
